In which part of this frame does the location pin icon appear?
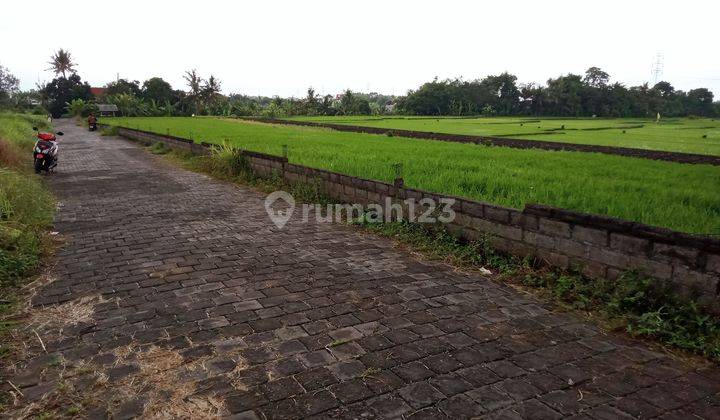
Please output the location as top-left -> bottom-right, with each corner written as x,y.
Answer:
265,191 -> 295,229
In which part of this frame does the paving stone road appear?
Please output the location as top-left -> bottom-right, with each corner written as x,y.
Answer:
5,119 -> 720,419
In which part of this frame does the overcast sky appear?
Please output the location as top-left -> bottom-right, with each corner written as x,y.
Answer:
2,0 -> 719,98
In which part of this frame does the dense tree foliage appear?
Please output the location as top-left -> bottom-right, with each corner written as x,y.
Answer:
104,79 -> 142,97
41,74 -> 92,117
398,68 -> 717,117
141,77 -> 176,103
338,90 -> 371,115
0,64 -> 20,106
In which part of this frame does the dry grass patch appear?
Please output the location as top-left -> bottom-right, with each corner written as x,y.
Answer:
26,294 -> 106,331
114,344 -> 227,419
4,286 -> 227,418
5,342 -> 228,419
2,291 -> 105,375
0,138 -> 22,167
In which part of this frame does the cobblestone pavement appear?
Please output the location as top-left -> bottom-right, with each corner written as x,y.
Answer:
5,120 -> 720,419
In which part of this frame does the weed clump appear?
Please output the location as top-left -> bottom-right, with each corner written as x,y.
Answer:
99,125 -> 118,136
148,141 -> 170,155
524,271 -> 720,358
210,141 -> 252,178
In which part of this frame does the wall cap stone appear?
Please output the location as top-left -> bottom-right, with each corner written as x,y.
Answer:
525,204 -> 720,253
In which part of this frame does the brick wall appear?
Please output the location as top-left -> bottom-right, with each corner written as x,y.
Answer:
108,125 -> 720,313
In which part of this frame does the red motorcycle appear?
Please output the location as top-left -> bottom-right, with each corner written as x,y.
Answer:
32,127 -> 63,174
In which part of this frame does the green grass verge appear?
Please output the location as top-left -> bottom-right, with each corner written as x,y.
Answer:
289,115 -> 720,156
0,113 -> 56,360
149,140 -> 720,362
103,117 -> 720,234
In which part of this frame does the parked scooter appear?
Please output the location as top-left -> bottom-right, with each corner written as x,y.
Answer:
32,127 -> 62,174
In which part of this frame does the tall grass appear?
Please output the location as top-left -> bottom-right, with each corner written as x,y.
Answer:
104,117 -> 720,234
210,141 -> 253,177
0,113 -> 55,288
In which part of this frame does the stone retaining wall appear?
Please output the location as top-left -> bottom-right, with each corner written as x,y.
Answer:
108,124 -> 720,313
115,127 -> 211,155
244,117 -> 720,166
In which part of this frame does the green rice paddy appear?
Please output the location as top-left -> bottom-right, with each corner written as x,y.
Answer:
289,116 -> 720,156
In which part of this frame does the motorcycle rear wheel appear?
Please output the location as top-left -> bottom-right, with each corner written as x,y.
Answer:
34,159 -> 43,174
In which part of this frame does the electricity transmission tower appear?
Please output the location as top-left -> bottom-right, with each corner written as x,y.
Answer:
651,53 -> 664,84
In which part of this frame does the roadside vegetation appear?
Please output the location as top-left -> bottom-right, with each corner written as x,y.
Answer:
289,115 -> 720,156
0,113 -> 56,359
148,140 -> 720,362
103,117 -> 720,234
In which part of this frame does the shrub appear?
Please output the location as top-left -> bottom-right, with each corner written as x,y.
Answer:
31,105 -> 48,115
66,98 -> 98,118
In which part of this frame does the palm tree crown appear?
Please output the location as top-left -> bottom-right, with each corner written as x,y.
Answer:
47,49 -> 76,78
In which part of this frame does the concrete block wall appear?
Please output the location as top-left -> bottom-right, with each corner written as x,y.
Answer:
109,125 -> 720,313
115,127 -> 211,155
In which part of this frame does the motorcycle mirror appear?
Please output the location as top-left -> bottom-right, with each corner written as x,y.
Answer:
56,132 -> 64,136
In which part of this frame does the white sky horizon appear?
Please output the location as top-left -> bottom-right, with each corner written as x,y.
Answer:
2,0 -> 719,98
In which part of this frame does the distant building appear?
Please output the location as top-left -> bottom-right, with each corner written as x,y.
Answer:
90,87 -> 107,98
97,104 -> 119,117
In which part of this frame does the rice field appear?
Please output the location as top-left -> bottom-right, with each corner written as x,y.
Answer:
103,117 -> 720,234
289,116 -> 720,156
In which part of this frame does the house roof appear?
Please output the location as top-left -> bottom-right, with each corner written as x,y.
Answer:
90,87 -> 106,97
97,104 -> 119,112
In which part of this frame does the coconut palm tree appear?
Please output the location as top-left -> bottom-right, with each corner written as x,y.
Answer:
183,69 -> 204,114
203,75 -> 222,97
202,75 -> 222,111
47,49 -> 76,78
183,69 -> 202,97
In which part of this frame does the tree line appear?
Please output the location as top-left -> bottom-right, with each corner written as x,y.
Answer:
1,50 -> 717,118
397,68 -> 717,117
0,50 -> 389,118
